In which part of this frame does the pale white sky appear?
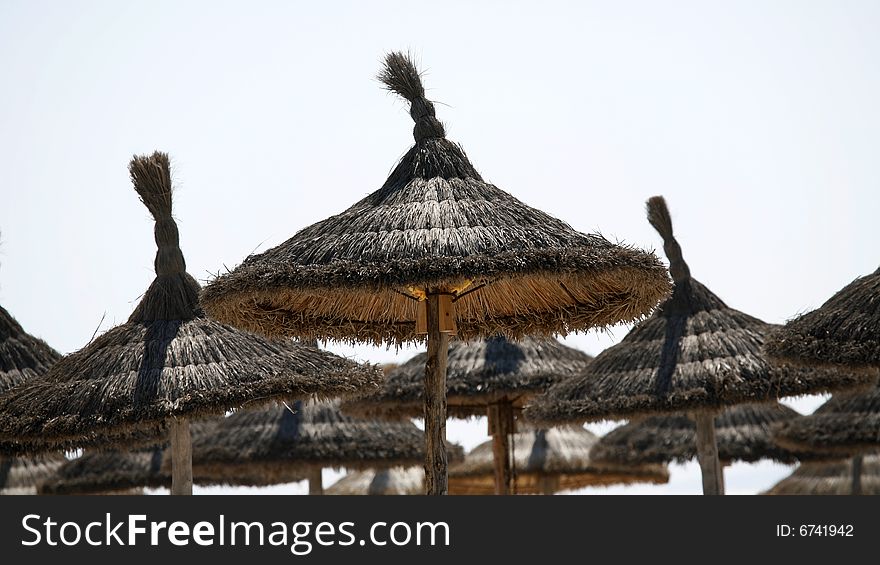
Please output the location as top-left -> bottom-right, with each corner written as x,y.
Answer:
2,0 -> 878,494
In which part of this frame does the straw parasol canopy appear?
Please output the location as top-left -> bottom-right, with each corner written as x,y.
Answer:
763,455 -> 880,495
347,336 -> 593,419
200,54 -> 670,345
35,420 -> 274,495
772,386 -> 880,457
0,303 -> 65,493
189,400 -> 463,491
0,305 -> 60,394
198,52 -> 670,494
326,467 -> 426,495
345,334 -> 593,494
448,426 -> 669,495
765,267 -> 880,373
589,403 -> 818,467
525,197 -> 867,494
1,453 -> 66,495
0,153 -> 381,495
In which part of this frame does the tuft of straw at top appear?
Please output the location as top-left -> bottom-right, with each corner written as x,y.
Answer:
646,196 -> 690,283
378,52 -> 446,142
129,152 -> 185,277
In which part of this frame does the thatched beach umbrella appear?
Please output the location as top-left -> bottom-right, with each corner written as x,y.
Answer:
449,426 -> 669,495
189,400 -> 462,494
199,52 -> 671,494
1,454 -> 66,495
765,267 -> 880,374
345,335 -> 593,494
326,467 -> 426,496
589,403 -> 818,468
772,387 -> 880,494
0,304 -> 64,493
764,455 -> 880,495
526,196 -> 870,495
1,305 -> 60,394
0,153 -> 381,495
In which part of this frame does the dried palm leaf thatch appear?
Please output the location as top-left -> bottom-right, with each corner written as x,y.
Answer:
344,336 -> 593,419
765,267 -> 880,372
0,453 -> 66,495
525,197 -> 871,425
763,455 -> 880,495
0,152 -> 383,452
589,403 -> 827,466
189,400 -> 463,484
773,386 -> 880,456
0,305 -> 60,394
448,426 -> 669,495
326,466 -> 426,495
200,52 -> 671,346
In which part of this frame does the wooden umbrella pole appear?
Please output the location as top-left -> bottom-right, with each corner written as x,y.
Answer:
851,454 -> 863,496
170,417 -> 193,496
488,399 -> 514,494
308,467 -> 324,495
423,293 -> 449,495
538,474 -> 560,496
693,412 -> 724,495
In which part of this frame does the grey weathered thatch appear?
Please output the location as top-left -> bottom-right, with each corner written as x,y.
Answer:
345,336 -> 594,419
0,152 -> 382,454
189,400 -> 462,484
326,467 -> 425,495
448,426 -> 669,494
0,304 -> 65,491
589,403 -> 820,466
773,386 -> 880,456
0,305 -> 60,394
199,53 -> 670,346
1,453 -> 66,495
526,197 -> 871,424
765,267 -> 880,372
763,456 -> 880,495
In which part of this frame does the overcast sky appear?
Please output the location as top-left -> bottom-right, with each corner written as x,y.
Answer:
2,0 -> 878,494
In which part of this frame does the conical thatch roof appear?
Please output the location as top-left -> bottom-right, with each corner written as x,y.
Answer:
448,426 -> 669,494
763,456 -> 880,495
326,467 -> 425,495
0,304 -> 65,492
589,403 -> 822,466
35,420 -> 272,494
765,267 -> 880,372
1,453 -> 66,495
345,336 -> 593,419
525,197 -> 870,424
189,400 -> 463,484
200,52 -> 670,346
0,305 -> 60,394
0,153 -> 382,454
773,386 -> 880,456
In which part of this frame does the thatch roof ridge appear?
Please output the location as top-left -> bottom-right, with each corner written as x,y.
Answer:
344,335 -> 594,419
765,267 -> 880,370
524,197 -> 873,424
199,52 -> 671,345
0,153 -> 382,454
0,304 -> 60,394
